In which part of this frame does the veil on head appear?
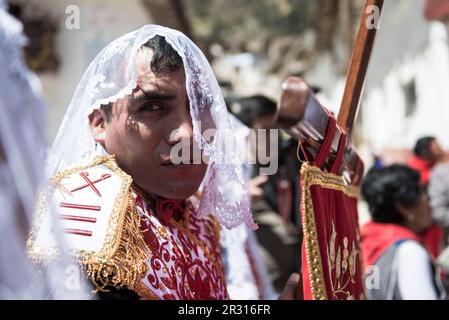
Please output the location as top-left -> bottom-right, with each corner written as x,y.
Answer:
47,25 -> 256,230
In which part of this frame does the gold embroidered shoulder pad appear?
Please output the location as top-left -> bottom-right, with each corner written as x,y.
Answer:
28,155 -> 148,290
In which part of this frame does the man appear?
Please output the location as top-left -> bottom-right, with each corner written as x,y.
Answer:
407,136 -> 448,258
28,25 -> 300,299
418,138 -> 449,237
428,159 -> 449,262
407,136 -> 446,185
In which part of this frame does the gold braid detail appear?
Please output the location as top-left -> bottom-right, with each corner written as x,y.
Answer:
27,155 -> 150,292
300,163 -> 359,300
85,192 -> 149,292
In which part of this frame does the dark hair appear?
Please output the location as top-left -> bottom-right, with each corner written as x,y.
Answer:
142,35 -> 183,75
361,165 -> 422,224
234,95 -> 277,127
101,35 -> 183,121
413,136 -> 435,159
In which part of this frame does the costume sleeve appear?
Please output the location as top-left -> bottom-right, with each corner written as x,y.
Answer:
396,241 -> 438,300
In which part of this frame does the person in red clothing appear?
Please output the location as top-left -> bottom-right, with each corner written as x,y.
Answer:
407,136 -> 445,185
407,136 -> 447,257
361,165 -> 447,300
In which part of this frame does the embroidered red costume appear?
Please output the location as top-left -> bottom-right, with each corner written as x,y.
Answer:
132,189 -> 228,299
28,155 -> 261,300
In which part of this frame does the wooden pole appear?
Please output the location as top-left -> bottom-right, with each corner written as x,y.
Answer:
276,0 -> 383,181
337,0 -> 384,136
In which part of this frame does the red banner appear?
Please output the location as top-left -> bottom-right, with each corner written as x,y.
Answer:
298,110 -> 365,300
300,164 -> 365,300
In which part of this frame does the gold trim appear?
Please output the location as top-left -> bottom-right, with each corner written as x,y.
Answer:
27,155 -> 149,291
134,281 -> 160,300
346,185 -> 359,199
28,155 -> 132,260
300,163 -> 359,300
87,192 -> 149,291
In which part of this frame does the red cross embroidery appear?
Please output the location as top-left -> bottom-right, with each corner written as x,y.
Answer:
60,171 -> 111,237
70,172 -> 111,197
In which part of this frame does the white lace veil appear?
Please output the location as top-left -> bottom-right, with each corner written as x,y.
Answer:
47,25 -> 256,230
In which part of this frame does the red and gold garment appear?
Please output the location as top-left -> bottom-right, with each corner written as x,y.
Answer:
28,155 -> 228,300
132,189 -> 229,300
298,113 -> 365,300
300,163 -> 364,300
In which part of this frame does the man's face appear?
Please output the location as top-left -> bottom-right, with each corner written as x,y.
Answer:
430,139 -> 445,161
91,47 -> 207,199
